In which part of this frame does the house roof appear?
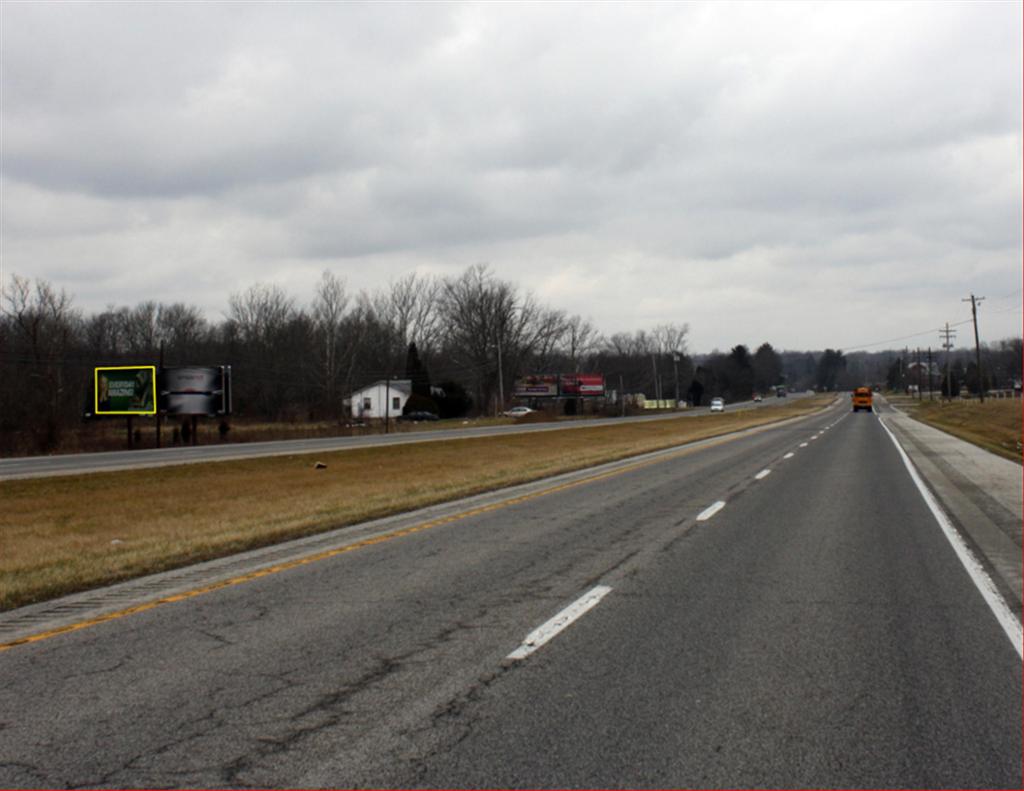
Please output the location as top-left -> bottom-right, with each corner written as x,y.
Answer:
352,379 -> 412,396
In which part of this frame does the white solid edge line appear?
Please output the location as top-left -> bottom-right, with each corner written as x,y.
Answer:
783,452 -> 795,459
507,585 -> 613,660
878,418 -> 1023,659
755,469 -> 771,480
697,500 -> 727,521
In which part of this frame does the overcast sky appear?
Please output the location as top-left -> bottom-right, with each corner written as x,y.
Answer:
2,1 -> 1020,354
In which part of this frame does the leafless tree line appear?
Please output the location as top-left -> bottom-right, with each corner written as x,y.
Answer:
1,266 -> 689,452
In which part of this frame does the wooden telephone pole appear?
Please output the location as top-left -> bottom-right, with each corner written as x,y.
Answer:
962,293 -> 986,402
939,324 -> 956,400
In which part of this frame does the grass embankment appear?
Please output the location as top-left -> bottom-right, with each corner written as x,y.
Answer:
902,397 -> 1022,464
1,413 -> 536,457
1,396 -> 832,611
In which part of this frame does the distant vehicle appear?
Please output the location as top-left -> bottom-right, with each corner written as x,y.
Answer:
775,387 -> 787,397
753,394 -> 763,402
710,397 -> 725,412
398,411 -> 439,422
852,387 -> 873,412
503,406 -> 535,417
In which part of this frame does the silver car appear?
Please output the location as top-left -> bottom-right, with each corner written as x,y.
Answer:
709,397 -> 725,412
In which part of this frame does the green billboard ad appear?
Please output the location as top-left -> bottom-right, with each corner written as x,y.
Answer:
95,366 -> 157,415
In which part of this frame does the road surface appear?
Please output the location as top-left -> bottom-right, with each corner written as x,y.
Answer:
0,396 -> 797,480
0,398 -> 1018,788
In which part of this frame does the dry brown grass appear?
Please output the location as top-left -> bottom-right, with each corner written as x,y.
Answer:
0,411 -> 578,457
905,397 -> 1022,463
0,397 -> 833,610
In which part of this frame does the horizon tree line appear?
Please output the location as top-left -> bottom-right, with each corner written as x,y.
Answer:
2,267 -> 1019,452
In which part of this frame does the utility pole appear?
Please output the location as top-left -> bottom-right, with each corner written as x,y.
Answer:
384,372 -> 390,434
157,341 -> 164,449
927,347 -> 934,400
940,324 -> 956,400
651,353 -> 660,404
619,374 -> 626,418
673,353 -> 680,407
962,293 -> 986,402
496,336 -> 504,416
917,346 -> 925,399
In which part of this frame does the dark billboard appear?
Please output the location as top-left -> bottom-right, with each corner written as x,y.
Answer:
513,374 -> 559,397
160,366 -> 232,416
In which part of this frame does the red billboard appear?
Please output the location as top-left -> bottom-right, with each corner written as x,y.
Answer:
559,374 -> 605,397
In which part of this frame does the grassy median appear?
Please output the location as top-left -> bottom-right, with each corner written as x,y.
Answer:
903,397 -> 1022,463
1,397 -> 832,611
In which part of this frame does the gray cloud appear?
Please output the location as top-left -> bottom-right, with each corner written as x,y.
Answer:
2,1 -> 1020,351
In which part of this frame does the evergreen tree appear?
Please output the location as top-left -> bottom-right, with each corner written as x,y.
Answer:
404,342 -> 431,398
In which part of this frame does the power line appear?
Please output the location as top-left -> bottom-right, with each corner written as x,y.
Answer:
839,318 -> 973,353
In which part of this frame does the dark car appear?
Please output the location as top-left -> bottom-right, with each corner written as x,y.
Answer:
399,411 -> 439,422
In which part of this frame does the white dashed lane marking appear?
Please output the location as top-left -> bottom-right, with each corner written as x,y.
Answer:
507,586 -> 613,661
696,501 -> 727,521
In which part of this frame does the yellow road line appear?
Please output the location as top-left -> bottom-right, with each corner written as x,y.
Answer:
0,408 -> 825,653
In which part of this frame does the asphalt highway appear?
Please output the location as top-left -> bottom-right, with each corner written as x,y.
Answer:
0,398 -> 1019,788
0,395 -> 794,480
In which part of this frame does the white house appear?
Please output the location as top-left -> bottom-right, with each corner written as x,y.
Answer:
349,380 -> 412,420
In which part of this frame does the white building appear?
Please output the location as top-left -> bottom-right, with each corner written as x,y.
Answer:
349,380 -> 412,420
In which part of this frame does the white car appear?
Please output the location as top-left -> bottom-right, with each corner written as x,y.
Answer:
503,406 -> 535,417
709,397 -> 725,412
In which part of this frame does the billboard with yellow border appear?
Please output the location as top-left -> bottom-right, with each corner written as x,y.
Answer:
94,366 -> 157,415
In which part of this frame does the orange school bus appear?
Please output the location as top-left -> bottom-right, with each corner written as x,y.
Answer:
852,386 -> 873,412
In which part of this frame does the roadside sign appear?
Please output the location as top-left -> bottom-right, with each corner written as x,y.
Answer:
94,366 -> 157,415
560,374 -> 605,397
160,366 -> 232,416
514,374 -> 559,398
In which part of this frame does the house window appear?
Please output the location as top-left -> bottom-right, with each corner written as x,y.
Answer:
363,397 -> 372,411
392,396 -> 401,410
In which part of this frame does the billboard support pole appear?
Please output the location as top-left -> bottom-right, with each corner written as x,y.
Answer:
191,416 -> 198,446
156,342 -> 164,449
127,416 -> 134,448
496,337 -> 504,415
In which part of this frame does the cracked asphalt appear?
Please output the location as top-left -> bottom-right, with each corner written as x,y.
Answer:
0,400 -> 1019,788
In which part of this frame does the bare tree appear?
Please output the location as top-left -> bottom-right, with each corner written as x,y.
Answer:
117,301 -> 160,356
651,323 -> 689,356
375,273 -> 443,354
226,283 -> 298,418
562,314 -> 602,372
157,303 -> 209,360
439,265 -> 556,413
227,283 -> 295,346
83,306 -> 124,358
1,275 -> 82,450
310,271 -> 352,417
